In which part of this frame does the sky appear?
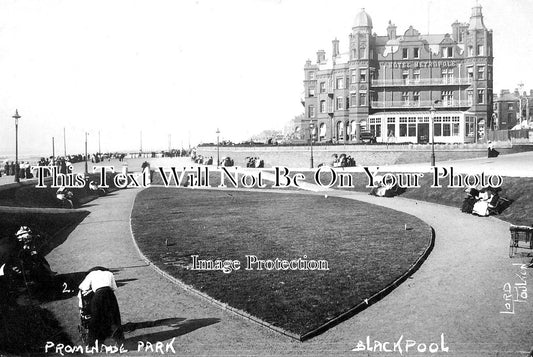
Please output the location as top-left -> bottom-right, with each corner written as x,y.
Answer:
0,0 -> 531,157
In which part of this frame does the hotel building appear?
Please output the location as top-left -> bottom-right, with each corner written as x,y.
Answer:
301,5 -> 493,144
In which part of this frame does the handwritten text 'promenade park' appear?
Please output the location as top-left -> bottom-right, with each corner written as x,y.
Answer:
33,166 -> 503,190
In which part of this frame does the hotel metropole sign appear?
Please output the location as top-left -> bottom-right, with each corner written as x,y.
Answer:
382,60 -> 458,69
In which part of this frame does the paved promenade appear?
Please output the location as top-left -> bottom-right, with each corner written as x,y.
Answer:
35,171 -> 532,356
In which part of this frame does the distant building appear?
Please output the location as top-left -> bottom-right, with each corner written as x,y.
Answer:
493,89 -> 533,130
301,5 -> 493,144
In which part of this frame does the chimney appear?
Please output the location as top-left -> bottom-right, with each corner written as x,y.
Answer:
332,38 -> 340,58
316,50 -> 326,64
387,20 -> 397,40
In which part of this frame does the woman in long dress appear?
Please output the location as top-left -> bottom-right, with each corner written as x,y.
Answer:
78,266 -> 123,345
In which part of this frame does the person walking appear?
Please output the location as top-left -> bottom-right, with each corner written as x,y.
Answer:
78,266 -> 123,346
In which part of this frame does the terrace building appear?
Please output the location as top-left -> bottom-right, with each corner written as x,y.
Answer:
493,89 -> 533,130
301,5 -> 493,144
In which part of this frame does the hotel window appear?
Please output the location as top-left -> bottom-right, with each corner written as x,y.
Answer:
465,116 -> 476,137
351,70 -> 357,84
336,77 -> 344,89
487,66 -> 493,80
467,90 -> 473,106
477,65 -> 485,80
408,117 -> 416,137
319,123 -> 326,140
387,117 -> 396,137
369,118 -> 382,137
441,91 -> 453,106
351,93 -> 357,107
402,92 -> 409,104
413,69 -> 420,83
402,70 -> 409,84
346,97 -> 350,109
468,46 -> 474,57
413,47 -> 420,59
309,71 -> 315,80
320,82 -> 326,93
434,117 -> 442,136
442,116 -> 451,136
360,69 -> 367,82
452,116 -> 460,136
477,89 -> 485,104
508,103 -> 514,111
477,45 -> 484,56
360,93 -> 367,106
442,47 -> 453,58
413,92 -> 420,105
399,117 -> 408,137
320,100 -> 326,113
359,45 -> 365,59
308,105 -> 315,118
441,68 -> 454,84
467,66 -> 474,83
336,97 -> 343,110
402,48 -> 408,59
352,49 -> 356,59
308,88 -> 315,97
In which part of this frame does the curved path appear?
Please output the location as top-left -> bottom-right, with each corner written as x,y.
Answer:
41,185 -> 533,356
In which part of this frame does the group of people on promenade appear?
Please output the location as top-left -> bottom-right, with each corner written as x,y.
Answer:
329,153 -> 356,168
2,161 -> 34,179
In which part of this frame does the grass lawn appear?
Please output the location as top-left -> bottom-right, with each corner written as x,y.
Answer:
131,188 -> 432,337
0,172 -> 119,208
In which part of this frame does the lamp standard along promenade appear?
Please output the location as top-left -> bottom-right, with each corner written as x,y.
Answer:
429,104 -> 436,167
216,128 -> 220,168
309,121 -> 315,169
13,110 -> 21,183
84,132 -> 89,175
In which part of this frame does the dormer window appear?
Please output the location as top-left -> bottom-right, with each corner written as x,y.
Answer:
402,48 -> 408,59
477,45 -> 484,56
413,48 -> 420,59
442,47 -> 453,58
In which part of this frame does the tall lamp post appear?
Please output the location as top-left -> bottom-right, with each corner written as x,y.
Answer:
13,110 -> 21,183
429,104 -> 436,167
84,132 -> 89,175
309,121 -> 315,169
216,128 -> 220,168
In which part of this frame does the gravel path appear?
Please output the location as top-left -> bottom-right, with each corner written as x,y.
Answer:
40,183 -> 533,356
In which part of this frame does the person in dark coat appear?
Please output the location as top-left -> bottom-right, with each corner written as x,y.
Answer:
78,266 -> 123,345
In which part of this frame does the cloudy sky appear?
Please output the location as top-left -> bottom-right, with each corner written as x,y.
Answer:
0,0 -> 531,157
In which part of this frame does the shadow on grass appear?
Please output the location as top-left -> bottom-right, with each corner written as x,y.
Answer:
122,317 -> 220,349
38,210 -> 91,257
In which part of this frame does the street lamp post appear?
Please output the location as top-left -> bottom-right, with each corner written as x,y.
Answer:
84,132 -> 89,175
429,104 -> 436,167
309,121 -> 315,169
13,110 -> 21,183
216,128 -> 220,168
